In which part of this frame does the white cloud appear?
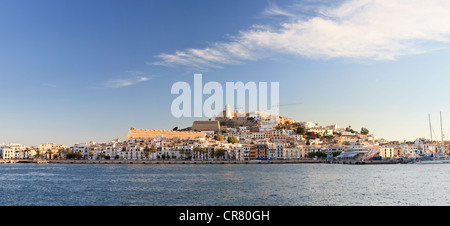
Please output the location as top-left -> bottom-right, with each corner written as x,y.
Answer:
103,71 -> 155,88
262,3 -> 297,18
150,0 -> 450,70
42,83 -> 58,88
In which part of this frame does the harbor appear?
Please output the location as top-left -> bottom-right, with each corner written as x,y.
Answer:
1,110 -> 449,167
0,159 -> 398,165
0,159 -> 321,164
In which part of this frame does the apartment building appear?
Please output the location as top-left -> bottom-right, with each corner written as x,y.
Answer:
250,144 -> 269,160
0,144 -> 24,159
379,146 -> 402,159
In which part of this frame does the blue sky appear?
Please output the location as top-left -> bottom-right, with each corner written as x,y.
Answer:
1,0 -> 450,146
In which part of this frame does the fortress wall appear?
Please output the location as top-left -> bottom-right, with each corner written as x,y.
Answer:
126,128 -> 206,140
191,120 -> 220,132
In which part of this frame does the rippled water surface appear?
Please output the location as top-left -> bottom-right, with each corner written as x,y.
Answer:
0,163 -> 449,206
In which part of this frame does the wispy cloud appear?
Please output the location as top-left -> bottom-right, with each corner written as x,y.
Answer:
150,0 -> 450,70
42,83 -> 58,88
262,3 -> 298,18
102,71 -> 155,88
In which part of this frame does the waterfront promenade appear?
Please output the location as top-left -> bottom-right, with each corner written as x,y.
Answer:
0,159 -> 398,164
49,159 -> 322,164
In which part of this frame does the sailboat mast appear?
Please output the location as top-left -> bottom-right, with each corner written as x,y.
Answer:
441,112 -> 445,155
429,114 -> 434,155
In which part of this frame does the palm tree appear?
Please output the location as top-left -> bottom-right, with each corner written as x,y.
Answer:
35,150 -> 41,159
75,152 -> 83,159
24,148 -> 30,159
150,145 -> 157,160
193,147 -> 202,160
45,149 -> 52,159
57,148 -> 64,160
210,149 -> 215,160
216,149 -> 226,159
179,149 -> 186,160
63,148 -> 72,160
144,146 -> 151,160
201,148 -> 207,160
46,149 -> 53,160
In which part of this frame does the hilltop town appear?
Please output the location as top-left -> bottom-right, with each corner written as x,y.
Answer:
0,105 -> 446,162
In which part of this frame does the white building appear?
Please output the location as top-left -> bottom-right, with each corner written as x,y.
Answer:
307,128 -> 333,136
0,146 -> 14,159
272,129 -> 294,136
72,143 -> 89,157
38,143 -> 64,152
202,131 -> 215,137
259,126 -> 273,132
239,127 -> 250,133
414,138 -> 425,151
235,146 -> 250,161
225,104 -> 233,119
300,121 -> 318,129
0,144 -> 25,159
284,146 -> 302,160
275,143 -> 284,159
252,132 -> 270,140
399,144 -> 419,157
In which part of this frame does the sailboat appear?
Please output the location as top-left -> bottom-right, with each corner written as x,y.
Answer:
415,112 -> 450,164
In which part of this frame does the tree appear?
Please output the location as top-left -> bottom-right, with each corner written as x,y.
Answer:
144,146 -> 151,159
360,127 -> 369,135
75,152 -> 83,159
200,148 -> 207,160
35,150 -> 41,159
214,134 -> 224,141
227,136 -> 238,144
346,125 -> 355,133
46,149 -> 53,159
215,149 -> 226,159
296,127 -> 306,135
173,126 -> 178,131
179,149 -> 186,160
57,148 -> 64,159
193,147 -> 201,160
307,151 -> 327,159
24,148 -> 30,159
150,145 -> 157,153
186,152 -> 192,160
65,150 -> 73,159
332,152 -> 342,157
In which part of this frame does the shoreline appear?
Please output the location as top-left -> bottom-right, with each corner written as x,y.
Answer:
0,159 -> 398,165
49,159 -> 322,164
